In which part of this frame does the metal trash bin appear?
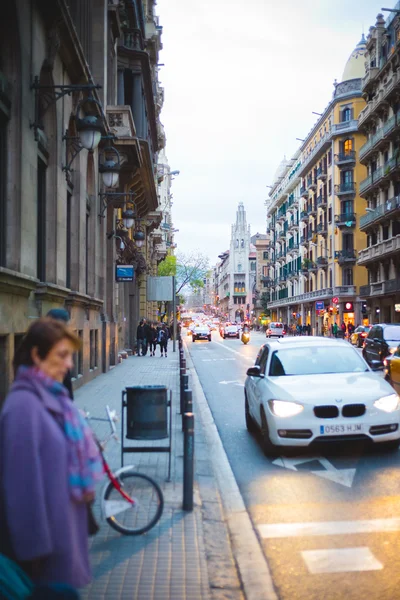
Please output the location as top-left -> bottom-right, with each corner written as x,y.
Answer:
121,385 -> 172,480
125,385 -> 168,440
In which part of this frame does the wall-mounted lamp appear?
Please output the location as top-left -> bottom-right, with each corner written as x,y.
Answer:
107,230 -> 126,251
98,191 -> 136,219
133,228 -> 145,248
122,208 -> 135,229
30,76 -> 102,142
62,93 -> 105,176
99,145 -> 121,188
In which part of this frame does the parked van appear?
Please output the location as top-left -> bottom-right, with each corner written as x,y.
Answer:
266,322 -> 285,338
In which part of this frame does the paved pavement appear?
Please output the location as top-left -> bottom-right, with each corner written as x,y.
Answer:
74,342 -> 245,600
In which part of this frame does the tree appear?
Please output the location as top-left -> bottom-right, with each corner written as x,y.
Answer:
157,254 -> 176,277
175,251 -> 209,294
260,292 -> 270,313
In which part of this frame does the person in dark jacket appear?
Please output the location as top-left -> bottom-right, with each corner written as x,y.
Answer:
147,322 -> 158,357
136,320 -> 146,356
46,309 -> 74,400
157,324 -> 170,357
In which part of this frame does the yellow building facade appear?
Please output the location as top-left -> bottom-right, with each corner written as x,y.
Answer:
267,37 -> 368,334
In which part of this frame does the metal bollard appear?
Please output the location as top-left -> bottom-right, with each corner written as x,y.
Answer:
180,373 -> 189,415
182,388 -> 192,430
183,412 -> 194,511
181,357 -> 186,371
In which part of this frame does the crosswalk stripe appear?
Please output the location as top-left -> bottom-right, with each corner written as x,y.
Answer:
258,517 -> 400,539
302,547 -> 383,574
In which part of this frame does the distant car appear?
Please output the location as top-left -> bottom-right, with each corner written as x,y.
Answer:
222,324 -> 240,339
266,322 -> 285,338
350,325 -> 371,348
244,337 -> 400,456
362,324 -> 400,369
192,325 -> 211,342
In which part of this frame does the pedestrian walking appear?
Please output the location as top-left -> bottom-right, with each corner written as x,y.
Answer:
158,323 -> 170,357
136,320 -> 146,356
46,308 -> 74,400
307,323 -> 312,336
341,321 -> 347,338
332,322 -> 338,338
0,318 -> 103,590
148,322 -> 158,357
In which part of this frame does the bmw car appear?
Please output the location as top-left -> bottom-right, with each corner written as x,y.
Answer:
244,337 -> 400,456
222,324 -> 240,339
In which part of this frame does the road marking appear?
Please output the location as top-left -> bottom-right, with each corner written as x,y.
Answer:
258,517 -> 400,539
219,380 -> 243,385
301,547 -> 383,574
272,455 -> 357,488
202,358 -> 236,362
212,341 -> 255,362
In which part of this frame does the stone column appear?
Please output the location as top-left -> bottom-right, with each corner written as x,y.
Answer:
117,68 -> 125,105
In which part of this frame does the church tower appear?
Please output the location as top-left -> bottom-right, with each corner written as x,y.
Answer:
229,203 -> 251,322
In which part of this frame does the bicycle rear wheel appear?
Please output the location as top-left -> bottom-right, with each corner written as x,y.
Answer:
103,471 -> 164,535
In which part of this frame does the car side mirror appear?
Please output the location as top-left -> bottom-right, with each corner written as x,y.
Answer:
247,365 -> 264,378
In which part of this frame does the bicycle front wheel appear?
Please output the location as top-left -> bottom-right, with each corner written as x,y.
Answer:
103,471 -> 164,535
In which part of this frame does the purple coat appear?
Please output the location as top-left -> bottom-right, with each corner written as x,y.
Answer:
0,375 -> 91,588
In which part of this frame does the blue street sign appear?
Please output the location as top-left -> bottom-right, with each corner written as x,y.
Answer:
315,301 -> 324,311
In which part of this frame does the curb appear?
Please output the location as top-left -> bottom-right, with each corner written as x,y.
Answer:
184,341 -> 278,600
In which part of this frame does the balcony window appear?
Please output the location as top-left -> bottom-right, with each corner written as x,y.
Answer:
341,107 -> 353,122
263,251 -> 268,260
343,139 -> 353,154
342,232 -> 354,252
343,268 -> 353,286
341,170 -> 353,185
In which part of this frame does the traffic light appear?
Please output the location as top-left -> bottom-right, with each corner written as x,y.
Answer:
344,302 -> 354,312
361,302 -> 367,314
328,306 -> 333,314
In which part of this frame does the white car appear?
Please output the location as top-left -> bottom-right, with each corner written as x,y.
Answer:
244,337 -> 400,456
222,324 -> 240,339
266,322 -> 286,338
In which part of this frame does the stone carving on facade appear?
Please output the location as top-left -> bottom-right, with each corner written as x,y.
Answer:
43,23 -> 61,71
335,79 -> 362,97
107,107 -> 135,137
108,112 -> 124,128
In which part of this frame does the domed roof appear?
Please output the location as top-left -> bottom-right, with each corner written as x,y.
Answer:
272,156 -> 290,186
341,34 -> 367,82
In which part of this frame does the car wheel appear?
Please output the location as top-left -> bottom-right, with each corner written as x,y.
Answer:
357,339 -> 363,348
378,440 -> 400,452
245,394 -> 257,433
260,409 -> 279,458
192,338 -> 196,342
237,334 -> 240,339
208,336 -> 211,342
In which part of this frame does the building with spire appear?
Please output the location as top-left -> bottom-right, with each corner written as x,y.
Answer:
267,35 -> 368,333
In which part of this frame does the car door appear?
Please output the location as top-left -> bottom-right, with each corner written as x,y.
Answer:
390,346 -> 400,394
374,326 -> 385,363
251,346 -> 270,427
365,326 -> 377,363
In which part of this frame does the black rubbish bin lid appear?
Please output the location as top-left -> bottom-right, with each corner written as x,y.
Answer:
125,385 -> 169,440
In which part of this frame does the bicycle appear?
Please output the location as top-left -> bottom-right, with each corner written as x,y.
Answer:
84,405 -> 164,535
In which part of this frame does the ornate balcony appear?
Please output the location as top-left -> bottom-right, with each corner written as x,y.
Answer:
335,182 -> 356,196
359,128 -> 384,162
317,166 -> 327,180
300,235 -> 308,246
300,211 -> 309,222
300,186 -> 309,199
335,249 -> 357,265
317,194 -> 327,208
316,256 -> 328,267
335,151 -> 356,166
361,66 -> 379,93
317,222 -> 327,236
334,213 -> 356,228
357,234 -> 400,265
309,202 -> 317,217
359,196 -> 400,230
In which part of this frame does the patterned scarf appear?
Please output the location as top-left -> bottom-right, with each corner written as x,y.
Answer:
16,366 -> 104,503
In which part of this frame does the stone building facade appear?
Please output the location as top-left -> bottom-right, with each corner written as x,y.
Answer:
0,0 -> 169,403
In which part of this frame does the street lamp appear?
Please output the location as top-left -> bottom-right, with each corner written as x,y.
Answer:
99,146 -> 121,188
121,208 -> 135,229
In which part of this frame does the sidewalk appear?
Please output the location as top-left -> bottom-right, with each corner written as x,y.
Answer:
75,343 -> 244,600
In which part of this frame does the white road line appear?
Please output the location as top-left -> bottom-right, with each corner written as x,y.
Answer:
258,517 -> 400,539
301,547 -> 383,574
212,341 -> 255,362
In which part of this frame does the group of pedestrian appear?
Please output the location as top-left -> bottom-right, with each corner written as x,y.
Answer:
331,321 -> 355,338
136,319 -> 170,357
0,309 -> 102,598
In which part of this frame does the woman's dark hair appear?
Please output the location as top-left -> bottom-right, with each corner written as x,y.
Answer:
13,318 -> 81,373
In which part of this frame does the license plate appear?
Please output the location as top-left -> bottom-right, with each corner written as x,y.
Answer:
320,423 -> 364,435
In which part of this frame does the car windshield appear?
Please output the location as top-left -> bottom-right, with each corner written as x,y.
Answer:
271,324 -> 283,329
268,346 -> 367,376
384,326 -> 400,341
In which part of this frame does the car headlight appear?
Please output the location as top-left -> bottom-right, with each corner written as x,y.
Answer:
388,347 -> 397,355
374,393 -> 400,413
268,400 -> 304,418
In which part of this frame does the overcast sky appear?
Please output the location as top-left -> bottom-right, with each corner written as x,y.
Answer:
156,0 -> 385,266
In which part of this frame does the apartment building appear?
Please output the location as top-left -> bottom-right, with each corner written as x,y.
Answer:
267,36 -> 368,333
357,9 -> 400,323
